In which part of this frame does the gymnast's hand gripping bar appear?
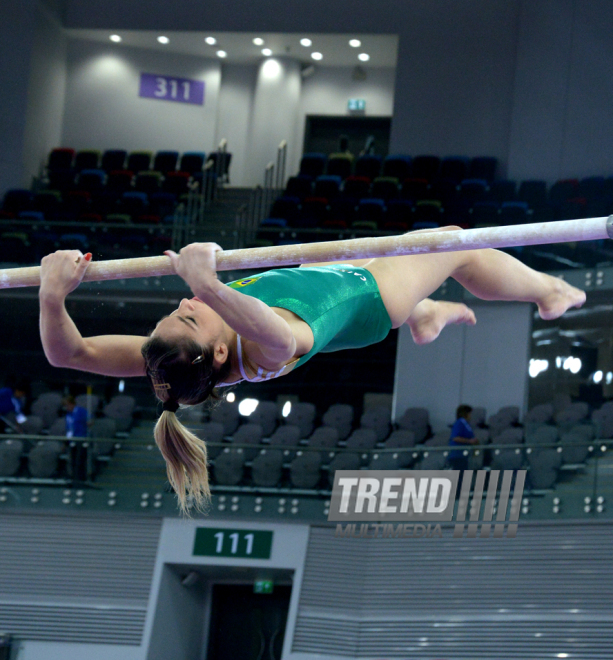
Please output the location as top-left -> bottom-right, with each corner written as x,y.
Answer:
0,216 -> 612,289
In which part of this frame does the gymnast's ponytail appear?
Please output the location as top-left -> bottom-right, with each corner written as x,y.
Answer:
141,335 -> 233,516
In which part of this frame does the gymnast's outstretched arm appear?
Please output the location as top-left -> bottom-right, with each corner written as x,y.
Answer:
39,250 -> 147,377
165,244 -> 301,366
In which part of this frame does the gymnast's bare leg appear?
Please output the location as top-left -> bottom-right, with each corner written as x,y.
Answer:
361,226 -> 585,329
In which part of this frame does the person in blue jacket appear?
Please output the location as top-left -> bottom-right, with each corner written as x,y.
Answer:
63,395 -> 88,482
448,404 -> 479,471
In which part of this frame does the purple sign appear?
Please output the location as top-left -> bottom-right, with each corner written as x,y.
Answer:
139,73 -> 205,106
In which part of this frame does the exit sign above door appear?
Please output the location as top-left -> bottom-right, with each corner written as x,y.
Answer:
348,98 -> 366,112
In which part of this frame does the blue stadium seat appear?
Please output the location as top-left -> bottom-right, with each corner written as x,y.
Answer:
179,152 -> 206,174
153,151 -> 179,175
355,198 -> 386,227
314,175 -> 342,200
270,196 -> 301,224
382,155 -> 412,181
487,179 -> 516,203
299,153 -> 327,178
500,201 -> 529,225
343,176 -> 371,199
101,149 -> 127,172
355,155 -> 382,181
412,155 -> 441,182
469,156 -> 497,181
440,156 -> 469,184
285,175 -> 313,199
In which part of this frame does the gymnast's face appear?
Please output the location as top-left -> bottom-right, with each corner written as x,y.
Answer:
151,298 -> 229,365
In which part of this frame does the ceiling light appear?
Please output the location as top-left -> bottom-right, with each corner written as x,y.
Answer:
261,48 -> 272,56
300,38 -> 312,47
358,53 -> 370,62
109,35 -> 122,43
349,39 -> 361,47
311,52 -> 323,61
205,36 -> 217,45
157,36 -> 169,44
253,37 -> 265,46
217,50 -> 227,58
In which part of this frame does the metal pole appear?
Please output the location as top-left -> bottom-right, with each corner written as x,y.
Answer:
4,216 -> 613,287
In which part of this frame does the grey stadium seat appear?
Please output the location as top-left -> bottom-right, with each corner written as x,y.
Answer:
213,448 -> 245,486
396,407 -> 429,443
367,452 -> 402,470
103,395 -> 136,432
322,403 -> 354,440
20,415 -> 44,437
284,402 -> 316,438
328,452 -> 361,487
493,427 -> 523,446
31,392 -> 63,429
559,430 -> 590,464
269,425 -> 302,460
592,406 -> 613,438
210,401 -> 240,435
384,430 -> 416,467
290,452 -> 322,489
470,407 -> 486,427
75,394 -> 100,414
425,431 -> 450,447
345,429 -> 378,465
490,448 -> 524,471
525,425 -> 558,446
194,422 -> 225,459
360,406 -> 391,442
307,426 -> 339,460
528,448 -> 562,489
48,417 -> 66,437
417,450 -> 446,470
249,401 -> 278,437
90,417 -> 117,456
0,439 -> 23,476
28,440 -> 64,478
230,423 -> 264,460
251,449 -> 284,487
525,403 -> 554,425
554,402 -> 589,428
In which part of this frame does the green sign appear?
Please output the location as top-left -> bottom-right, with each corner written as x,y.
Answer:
254,579 -> 274,594
193,528 -> 273,559
348,98 -> 366,111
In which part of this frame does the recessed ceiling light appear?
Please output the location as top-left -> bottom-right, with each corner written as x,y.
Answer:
261,48 -> 272,56
205,36 -> 217,45
253,37 -> 265,46
358,53 -> 370,62
109,34 -> 122,43
349,39 -> 361,48
217,50 -> 227,58
300,38 -> 312,47
311,52 -> 323,61
157,36 -> 169,44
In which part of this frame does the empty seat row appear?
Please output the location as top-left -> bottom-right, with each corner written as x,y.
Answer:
299,154 -> 498,183
47,149 -> 209,176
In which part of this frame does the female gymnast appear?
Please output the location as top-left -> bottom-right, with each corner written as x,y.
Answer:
38,227 -> 585,513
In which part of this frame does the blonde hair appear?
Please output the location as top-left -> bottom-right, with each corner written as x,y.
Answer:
154,410 -> 210,516
141,334 -> 233,516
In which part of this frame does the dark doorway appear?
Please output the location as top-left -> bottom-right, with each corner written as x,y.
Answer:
207,584 -> 292,660
303,115 -> 392,159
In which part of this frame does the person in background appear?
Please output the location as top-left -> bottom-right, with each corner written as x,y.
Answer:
62,395 -> 88,481
448,404 -> 478,472
0,382 -> 28,433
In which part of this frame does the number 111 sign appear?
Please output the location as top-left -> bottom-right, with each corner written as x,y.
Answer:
193,527 -> 273,559
139,73 -> 205,106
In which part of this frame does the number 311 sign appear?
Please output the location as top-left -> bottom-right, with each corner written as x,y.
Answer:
139,72 -> 205,106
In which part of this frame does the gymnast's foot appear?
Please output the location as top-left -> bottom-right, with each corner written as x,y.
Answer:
406,299 -> 476,345
537,274 -> 586,320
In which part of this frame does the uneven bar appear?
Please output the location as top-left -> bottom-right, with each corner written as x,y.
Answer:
0,216 -> 611,289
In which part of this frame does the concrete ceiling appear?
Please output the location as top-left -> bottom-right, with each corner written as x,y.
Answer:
65,30 -> 399,67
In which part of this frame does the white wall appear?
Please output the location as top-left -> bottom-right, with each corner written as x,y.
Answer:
393,302 -> 532,431
62,39 -> 222,156
294,65 -> 396,174
22,4 -> 67,185
0,1 -> 38,193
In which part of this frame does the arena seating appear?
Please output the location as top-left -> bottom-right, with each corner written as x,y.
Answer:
257,151 -> 613,243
